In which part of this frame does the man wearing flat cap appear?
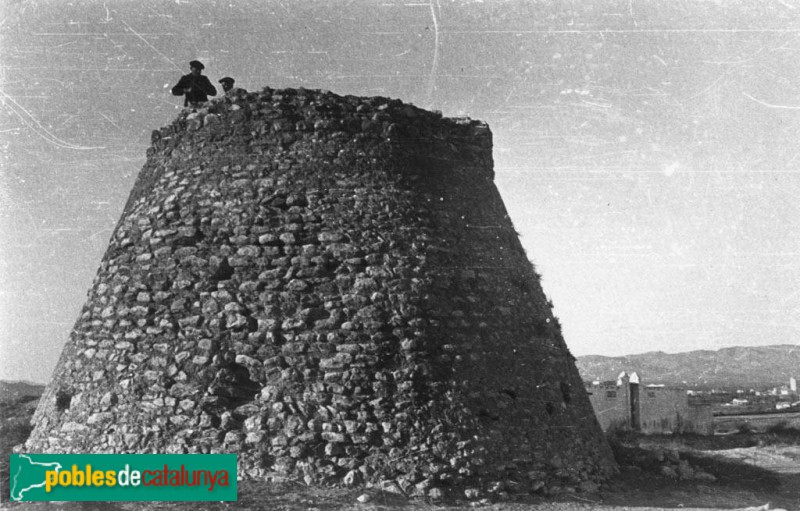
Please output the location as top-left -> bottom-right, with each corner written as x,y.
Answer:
219,76 -> 247,97
171,60 -> 217,107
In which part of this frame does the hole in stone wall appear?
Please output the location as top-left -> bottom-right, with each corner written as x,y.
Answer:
174,227 -> 204,247
208,353 -> 261,408
246,316 -> 258,332
477,408 -> 500,421
560,382 -> 571,405
55,390 -> 72,412
545,402 -> 555,416
499,388 -> 517,400
533,319 -> 548,337
211,257 -> 235,282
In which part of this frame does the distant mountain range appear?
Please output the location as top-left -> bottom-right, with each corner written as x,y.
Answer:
0,380 -> 45,402
576,345 -> 800,390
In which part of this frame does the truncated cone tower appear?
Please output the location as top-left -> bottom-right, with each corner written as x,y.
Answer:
27,88 -> 616,495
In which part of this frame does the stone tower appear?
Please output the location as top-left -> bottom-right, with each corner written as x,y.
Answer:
27,88 -> 616,496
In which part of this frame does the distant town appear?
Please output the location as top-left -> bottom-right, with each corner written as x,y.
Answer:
689,376 -> 800,414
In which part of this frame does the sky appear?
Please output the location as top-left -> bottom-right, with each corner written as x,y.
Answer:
2,0 -> 799,383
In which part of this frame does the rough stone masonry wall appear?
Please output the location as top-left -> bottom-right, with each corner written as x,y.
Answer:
27,87 -> 616,497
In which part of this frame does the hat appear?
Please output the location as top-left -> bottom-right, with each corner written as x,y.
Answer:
189,60 -> 205,70
219,77 -> 235,84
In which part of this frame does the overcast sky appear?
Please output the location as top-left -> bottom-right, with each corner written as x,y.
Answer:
2,0 -> 799,383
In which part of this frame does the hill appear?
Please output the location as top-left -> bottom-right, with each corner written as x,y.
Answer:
0,380 -> 45,403
576,345 -> 800,389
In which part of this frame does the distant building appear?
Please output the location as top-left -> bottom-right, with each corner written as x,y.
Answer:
790,377 -> 797,393
584,373 -> 633,432
585,372 -> 713,435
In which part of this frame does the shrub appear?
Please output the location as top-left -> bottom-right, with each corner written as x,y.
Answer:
766,421 -> 793,434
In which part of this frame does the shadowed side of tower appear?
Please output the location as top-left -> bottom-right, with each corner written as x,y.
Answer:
26,88 -> 616,496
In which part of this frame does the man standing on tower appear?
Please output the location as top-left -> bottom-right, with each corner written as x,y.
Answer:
171,60 -> 217,107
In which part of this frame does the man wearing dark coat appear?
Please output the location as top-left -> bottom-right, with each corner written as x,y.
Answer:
171,60 -> 217,107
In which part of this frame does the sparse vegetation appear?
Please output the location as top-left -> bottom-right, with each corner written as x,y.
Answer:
737,423 -> 756,435
765,420 -> 800,435
1,395 -> 39,503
